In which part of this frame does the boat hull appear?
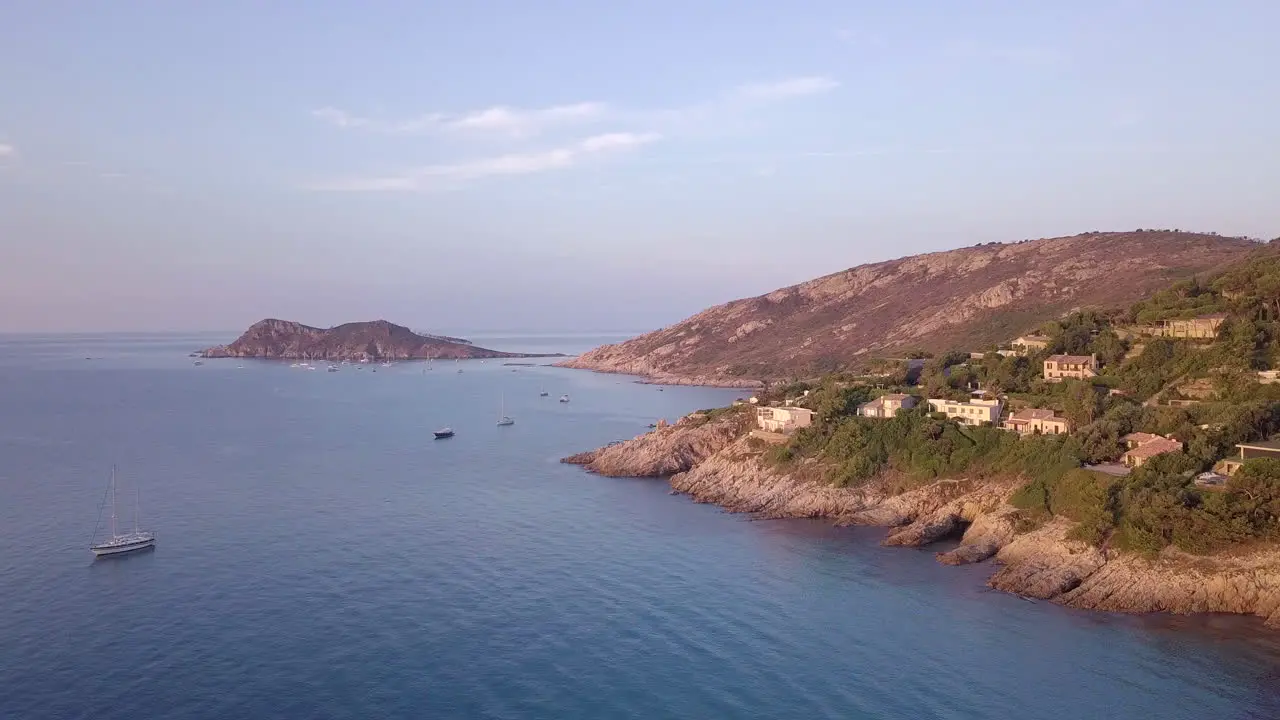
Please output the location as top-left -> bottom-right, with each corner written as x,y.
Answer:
433,432 -> 454,439
91,537 -> 156,557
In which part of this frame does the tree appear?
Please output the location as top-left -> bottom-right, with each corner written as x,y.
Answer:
1063,381 -> 1104,428
1091,330 -> 1127,367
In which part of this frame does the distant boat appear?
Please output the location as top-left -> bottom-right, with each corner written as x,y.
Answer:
328,366 -> 339,372
540,390 -> 549,397
559,394 -> 570,403
433,427 -> 455,439
497,393 -> 514,426
456,359 -> 462,374
193,361 -> 203,366
90,466 -> 155,558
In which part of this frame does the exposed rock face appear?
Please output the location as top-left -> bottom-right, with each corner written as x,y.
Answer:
559,231 -> 1259,384
563,411 -> 752,477
200,319 -> 562,362
563,420 -> 1280,628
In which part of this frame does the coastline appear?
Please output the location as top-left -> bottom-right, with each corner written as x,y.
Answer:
553,357 -> 762,389
563,414 -> 1280,628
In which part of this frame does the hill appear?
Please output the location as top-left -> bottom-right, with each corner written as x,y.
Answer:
200,319 -> 560,361
558,231 -> 1261,385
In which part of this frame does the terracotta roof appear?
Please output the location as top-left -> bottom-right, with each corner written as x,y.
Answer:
1009,408 -> 1061,422
1122,437 -> 1183,459
1122,432 -> 1163,445
1046,354 -> 1094,364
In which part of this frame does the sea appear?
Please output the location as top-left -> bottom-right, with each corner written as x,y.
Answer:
2,332 -> 1279,720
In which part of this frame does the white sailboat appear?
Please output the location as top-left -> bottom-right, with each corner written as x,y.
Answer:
497,393 -> 514,426
90,466 -> 156,557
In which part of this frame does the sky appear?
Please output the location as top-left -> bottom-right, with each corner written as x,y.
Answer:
1,1 -> 1279,333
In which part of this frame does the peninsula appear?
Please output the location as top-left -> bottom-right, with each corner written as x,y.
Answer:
200,319 -> 562,362
563,239 -> 1280,628
558,231 -> 1259,386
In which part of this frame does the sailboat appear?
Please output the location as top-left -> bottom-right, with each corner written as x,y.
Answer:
90,466 -> 156,557
497,393 -> 514,426
539,390 -> 549,397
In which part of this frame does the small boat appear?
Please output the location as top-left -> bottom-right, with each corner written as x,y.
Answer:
193,361 -> 203,366
433,428 -> 455,439
90,466 -> 156,558
540,390 -> 549,397
328,366 -> 339,372
497,393 -> 514,426
559,394 -> 570,403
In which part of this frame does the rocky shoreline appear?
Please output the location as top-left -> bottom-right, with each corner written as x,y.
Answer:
563,414 -> 1280,628
553,357 -> 762,389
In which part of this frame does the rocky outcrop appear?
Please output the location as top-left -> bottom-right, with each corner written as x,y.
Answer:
563,411 -> 752,477
563,424 -> 1280,628
200,319 -> 563,362
559,231 -> 1261,385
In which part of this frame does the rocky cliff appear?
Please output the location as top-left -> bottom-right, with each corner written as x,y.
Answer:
559,231 -> 1259,385
563,416 -> 1280,628
201,319 -> 561,361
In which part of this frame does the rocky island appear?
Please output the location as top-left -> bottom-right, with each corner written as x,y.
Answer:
200,319 -> 562,362
558,231 -> 1258,386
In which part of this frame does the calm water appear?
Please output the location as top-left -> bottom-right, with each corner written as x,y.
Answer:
2,333 -> 1279,719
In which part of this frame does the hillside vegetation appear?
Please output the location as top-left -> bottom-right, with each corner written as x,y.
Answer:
561,231 -> 1260,384
758,244 -> 1280,556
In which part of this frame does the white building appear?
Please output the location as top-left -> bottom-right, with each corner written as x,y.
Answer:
926,397 -> 1003,426
858,394 -> 918,419
756,406 -> 815,433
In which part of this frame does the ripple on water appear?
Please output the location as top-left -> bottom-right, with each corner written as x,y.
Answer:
3,337 -> 1280,719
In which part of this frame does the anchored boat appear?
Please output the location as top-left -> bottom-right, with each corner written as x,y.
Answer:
90,466 -> 156,557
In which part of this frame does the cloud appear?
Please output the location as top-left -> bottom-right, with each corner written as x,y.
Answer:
312,132 -> 660,191
312,102 -> 607,138
733,76 -> 840,101
314,75 -> 837,139
309,75 -> 837,189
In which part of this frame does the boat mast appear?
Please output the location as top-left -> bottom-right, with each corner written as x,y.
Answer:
110,465 -> 118,538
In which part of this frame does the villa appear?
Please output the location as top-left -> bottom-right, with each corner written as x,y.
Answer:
1157,313 -> 1227,339
927,397 -> 1003,426
1043,354 -> 1098,382
1119,433 -> 1183,468
858,393 -> 918,419
1011,334 -> 1051,355
1220,438 -> 1280,475
1003,408 -> 1069,436
755,406 -> 815,434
